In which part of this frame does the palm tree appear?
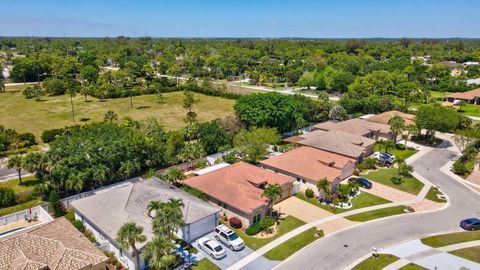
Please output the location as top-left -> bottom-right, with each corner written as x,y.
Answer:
262,184 -> 283,216
384,140 -> 396,153
152,199 -> 185,236
316,178 -> 330,200
143,235 -> 176,270
394,158 -> 413,178
7,155 -> 24,184
116,222 -> 147,270
388,116 -> 405,144
167,198 -> 185,209
404,125 -> 418,147
66,88 -> 76,122
119,161 -> 139,180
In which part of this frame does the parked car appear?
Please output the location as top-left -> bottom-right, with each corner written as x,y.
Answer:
214,224 -> 245,250
197,237 -> 226,259
349,177 -> 373,189
460,218 -> 480,231
374,152 -> 395,164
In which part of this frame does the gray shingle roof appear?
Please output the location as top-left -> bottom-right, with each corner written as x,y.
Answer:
71,177 -> 220,250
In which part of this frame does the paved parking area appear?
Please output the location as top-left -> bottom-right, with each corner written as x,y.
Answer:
192,232 -> 278,270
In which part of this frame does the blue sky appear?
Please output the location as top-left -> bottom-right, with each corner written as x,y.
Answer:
1,0 -> 479,38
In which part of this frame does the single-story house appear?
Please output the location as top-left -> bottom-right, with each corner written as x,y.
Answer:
366,110 -> 416,127
260,146 -> 355,194
0,217 -> 108,270
184,162 -> 295,227
313,118 -> 395,141
71,178 -> 220,270
446,88 -> 480,105
286,130 -> 375,163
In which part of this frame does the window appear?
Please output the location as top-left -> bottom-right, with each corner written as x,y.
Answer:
302,179 -> 306,184
253,212 -> 261,224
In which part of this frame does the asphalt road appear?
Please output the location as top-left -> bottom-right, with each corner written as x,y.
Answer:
276,147 -> 480,270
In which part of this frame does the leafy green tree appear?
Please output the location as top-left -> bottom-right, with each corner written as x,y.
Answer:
79,65 -> 99,84
197,121 -> 231,154
234,127 -> 280,163
329,105 -> 348,121
103,110 -> 118,121
42,78 -> 66,96
388,116 -> 405,144
262,184 -> 283,216
48,190 -> 66,217
161,167 -> 184,186
182,90 -> 197,125
415,105 -> 460,139
143,235 -> 176,270
116,222 -> 147,269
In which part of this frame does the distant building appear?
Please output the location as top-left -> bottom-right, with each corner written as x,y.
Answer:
446,88 -> 480,105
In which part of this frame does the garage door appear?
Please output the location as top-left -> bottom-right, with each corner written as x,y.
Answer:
183,214 -> 217,242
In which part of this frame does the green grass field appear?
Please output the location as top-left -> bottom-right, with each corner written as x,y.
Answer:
374,144 -> 418,160
459,104 -> 480,117
352,254 -> 399,270
421,231 -> 480,248
425,187 -> 447,203
0,198 -> 43,216
264,227 -> 320,261
346,205 -> 408,222
191,259 -> 221,270
0,85 -> 235,139
296,191 -> 391,214
399,263 -> 427,270
449,246 -> 480,263
0,176 -> 42,193
361,168 -> 424,195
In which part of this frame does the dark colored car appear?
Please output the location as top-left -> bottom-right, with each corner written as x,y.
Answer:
460,218 -> 480,231
349,177 -> 373,189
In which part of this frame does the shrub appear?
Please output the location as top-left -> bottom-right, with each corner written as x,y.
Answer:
353,169 -> 360,176
0,187 -> 17,208
84,230 -> 97,243
395,143 -> 406,150
305,188 -> 314,198
357,158 -> 377,171
41,128 -> 65,143
18,133 -> 36,146
223,152 -> 238,164
229,217 -> 243,229
48,190 -> 66,217
72,220 -> 86,232
245,217 -> 275,236
391,176 -> 403,185
180,186 -> 208,201
15,190 -> 34,204
453,161 -> 468,175
194,159 -> 208,169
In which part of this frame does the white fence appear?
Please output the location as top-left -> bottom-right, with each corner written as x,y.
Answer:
0,205 -> 53,227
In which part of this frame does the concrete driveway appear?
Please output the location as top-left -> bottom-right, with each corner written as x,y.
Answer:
361,181 -> 416,202
192,232 -> 278,270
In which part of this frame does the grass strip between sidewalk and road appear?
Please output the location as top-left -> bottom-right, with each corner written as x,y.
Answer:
449,246 -> 480,263
399,263 -> 428,270
421,230 -> 480,247
345,205 -> 408,222
264,227 -> 320,261
352,254 -> 400,270
191,258 -> 221,270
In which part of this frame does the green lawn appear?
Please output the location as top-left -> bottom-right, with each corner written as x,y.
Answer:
0,198 -> 43,216
346,205 -> 408,222
1,85 -> 235,139
399,263 -> 428,270
0,176 -> 42,193
296,191 -> 391,214
449,246 -> 480,263
421,231 -> 480,248
352,254 -> 400,270
425,187 -> 447,203
361,168 -> 424,195
430,91 -> 447,100
459,104 -> 480,117
191,259 -> 221,270
264,227 -> 320,260
224,215 -> 305,250
374,144 -> 418,160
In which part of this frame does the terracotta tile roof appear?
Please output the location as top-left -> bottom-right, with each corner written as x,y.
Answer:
446,88 -> 480,101
260,146 -> 355,182
366,110 -> 416,126
184,162 -> 294,214
297,130 -> 375,159
313,118 -> 391,137
0,217 -> 107,270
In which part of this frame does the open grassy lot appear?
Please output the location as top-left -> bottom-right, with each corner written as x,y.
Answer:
361,168 -> 424,195
223,215 -> 305,250
191,258 -> 221,270
0,176 -> 42,193
399,263 -> 428,270
352,254 -> 399,270
346,205 -> 408,222
264,227 -> 320,261
0,85 -> 235,138
421,231 -> 480,248
430,91 -> 447,100
459,104 -> 480,117
449,246 -> 480,263
374,144 -> 418,160
296,191 -> 391,214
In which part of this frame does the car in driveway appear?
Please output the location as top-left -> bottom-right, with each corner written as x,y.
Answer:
214,224 -> 245,251
197,237 -> 227,259
374,152 -> 395,164
460,218 -> 480,231
349,177 -> 373,189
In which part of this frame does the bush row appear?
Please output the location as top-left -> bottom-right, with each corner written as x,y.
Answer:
245,217 -> 275,236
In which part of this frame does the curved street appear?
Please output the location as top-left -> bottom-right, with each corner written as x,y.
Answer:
276,145 -> 480,270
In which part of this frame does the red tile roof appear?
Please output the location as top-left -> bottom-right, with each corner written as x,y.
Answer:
184,162 -> 294,214
366,110 -> 416,126
446,88 -> 480,101
260,146 -> 355,182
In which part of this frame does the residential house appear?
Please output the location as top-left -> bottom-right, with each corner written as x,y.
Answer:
446,88 -> 480,105
295,130 -> 375,162
440,60 -> 462,77
71,178 -> 220,270
366,110 -> 416,127
260,146 -> 355,194
0,217 -> 108,270
184,162 -> 295,227
313,118 -> 395,141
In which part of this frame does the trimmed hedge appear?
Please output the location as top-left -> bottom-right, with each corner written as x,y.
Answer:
245,217 -> 275,236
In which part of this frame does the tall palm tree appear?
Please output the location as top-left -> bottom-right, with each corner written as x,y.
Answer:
316,178 -> 330,200
143,235 -> 176,270
7,155 -> 24,184
147,200 -> 163,218
116,222 -> 147,270
388,116 -> 405,144
66,88 -> 76,122
404,125 -> 418,147
262,184 -> 283,216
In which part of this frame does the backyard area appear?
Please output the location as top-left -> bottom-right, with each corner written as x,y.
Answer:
361,168 -> 424,195
0,176 -> 44,216
0,85 -> 235,138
